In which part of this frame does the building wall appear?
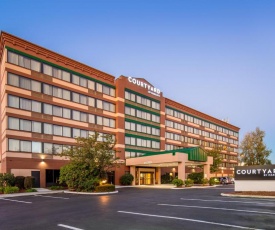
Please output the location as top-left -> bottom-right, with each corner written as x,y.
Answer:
0,32 -> 240,186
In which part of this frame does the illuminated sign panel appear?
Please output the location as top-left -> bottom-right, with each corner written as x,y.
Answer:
235,165 -> 275,180
128,77 -> 161,96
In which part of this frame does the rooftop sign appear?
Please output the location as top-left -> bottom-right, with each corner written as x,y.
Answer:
128,77 -> 161,97
235,165 -> 275,180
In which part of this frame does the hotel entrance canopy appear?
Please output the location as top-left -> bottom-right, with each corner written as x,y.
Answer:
126,147 -> 213,184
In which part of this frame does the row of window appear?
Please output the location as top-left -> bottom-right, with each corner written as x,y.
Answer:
165,107 -> 239,137
125,107 -> 160,123
8,95 -> 115,128
166,119 -> 238,145
125,151 -> 145,158
125,136 -> 160,149
8,139 -> 70,154
8,133 -> 113,154
8,117 -> 114,138
7,51 -> 115,97
165,142 -> 238,153
221,154 -> 238,161
125,91 -> 160,110
8,73 -> 115,112
125,121 -> 160,136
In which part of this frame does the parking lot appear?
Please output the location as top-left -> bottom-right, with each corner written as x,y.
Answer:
1,185 -> 275,230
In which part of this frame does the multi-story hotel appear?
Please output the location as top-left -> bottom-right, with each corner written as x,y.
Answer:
0,32 -> 239,187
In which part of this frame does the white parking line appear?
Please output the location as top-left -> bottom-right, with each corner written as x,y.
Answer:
180,198 -> 275,205
58,224 -> 84,230
118,211 -> 263,230
35,195 -> 69,199
0,198 -> 32,204
158,204 -> 275,215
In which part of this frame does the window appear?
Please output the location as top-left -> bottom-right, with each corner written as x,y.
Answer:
32,121 -> 42,133
73,128 -> 80,137
32,101 -> 41,113
31,80 -> 41,93
44,104 -> 53,115
63,89 -> 71,100
44,123 -> 53,135
53,125 -> 62,136
20,98 -> 31,110
20,119 -> 32,131
43,64 -> 53,76
31,59 -> 41,72
72,110 -> 80,121
72,74 -> 80,85
89,114 -> 95,124
44,143 -> 53,154
43,84 -> 52,95
8,52 -> 19,65
63,108 -> 71,119
9,139 -> 20,151
53,106 -> 62,117
80,77 -> 87,87
63,127 -> 71,137
20,77 -> 31,90
7,73 -> 19,87
8,95 -> 19,108
8,117 -> 19,130
32,142 -> 42,153
96,83 -> 102,92
53,87 -> 62,98
21,140 -> 31,152
88,80 -> 95,90
62,71 -> 70,82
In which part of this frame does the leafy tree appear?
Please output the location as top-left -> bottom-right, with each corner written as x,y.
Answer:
59,132 -> 119,191
206,148 -> 223,174
239,127 -> 272,165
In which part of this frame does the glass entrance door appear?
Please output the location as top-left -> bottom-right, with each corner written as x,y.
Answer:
140,172 -> 154,185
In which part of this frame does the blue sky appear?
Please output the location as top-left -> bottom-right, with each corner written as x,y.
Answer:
1,0 -> 274,162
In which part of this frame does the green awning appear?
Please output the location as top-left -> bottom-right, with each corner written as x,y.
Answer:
139,147 -> 207,162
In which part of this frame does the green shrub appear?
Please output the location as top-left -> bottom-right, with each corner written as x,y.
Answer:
0,173 -> 15,187
172,178 -> 184,187
0,187 -> 4,193
59,162 -> 100,191
187,172 -> 203,184
209,177 -> 216,186
119,173 -> 134,185
161,173 -> 174,184
201,178 -> 209,185
24,176 -> 35,189
95,184 -> 115,193
26,188 -> 37,192
82,178 -> 100,192
15,176 -> 25,189
4,186 -> 19,194
49,185 -> 65,190
184,179 -> 194,187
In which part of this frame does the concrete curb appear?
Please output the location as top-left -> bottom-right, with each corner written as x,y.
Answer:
64,190 -> 118,195
221,193 -> 275,199
0,190 -> 64,198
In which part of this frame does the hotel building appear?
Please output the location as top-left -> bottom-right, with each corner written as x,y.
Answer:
0,32 -> 239,187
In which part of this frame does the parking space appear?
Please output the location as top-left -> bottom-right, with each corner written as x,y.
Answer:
1,186 -> 275,230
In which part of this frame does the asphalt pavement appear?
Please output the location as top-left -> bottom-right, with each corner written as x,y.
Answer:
1,185 -> 274,230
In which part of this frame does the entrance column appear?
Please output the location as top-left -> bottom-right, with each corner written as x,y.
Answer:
178,162 -> 185,181
203,164 -> 210,179
130,166 -> 136,186
157,167 -> 161,185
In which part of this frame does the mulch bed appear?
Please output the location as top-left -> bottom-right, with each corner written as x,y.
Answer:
227,191 -> 275,196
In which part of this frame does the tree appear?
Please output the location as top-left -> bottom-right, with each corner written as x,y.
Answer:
206,148 -> 223,174
239,127 -> 272,165
59,132 -> 119,191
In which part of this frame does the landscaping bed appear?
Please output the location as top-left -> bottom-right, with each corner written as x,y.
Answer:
225,191 -> 275,196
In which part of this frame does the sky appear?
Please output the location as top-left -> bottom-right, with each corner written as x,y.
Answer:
1,0 -> 274,162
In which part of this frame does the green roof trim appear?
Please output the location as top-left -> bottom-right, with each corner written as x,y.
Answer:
125,118 -> 160,129
125,88 -> 160,103
166,106 -> 238,133
125,103 -> 160,116
6,46 -> 115,88
137,147 -> 207,162
125,133 -> 160,142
